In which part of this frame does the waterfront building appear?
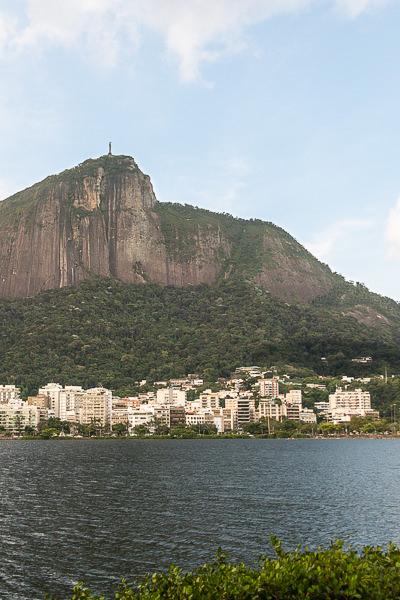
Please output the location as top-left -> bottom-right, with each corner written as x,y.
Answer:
185,409 -> 214,427
59,386 -> 84,422
223,397 -> 251,429
127,405 -> 155,433
286,402 -> 301,421
284,388 -> 302,421
111,398 -> 130,426
153,405 -> 169,427
39,383 -> 63,418
222,407 -> 235,431
77,388 -> 112,428
167,406 -> 186,428
0,403 -> 40,434
213,411 -> 224,433
329,387 -> 378,422
185,411 -> 206,426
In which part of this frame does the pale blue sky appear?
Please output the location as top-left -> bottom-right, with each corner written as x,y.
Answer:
0,0 -> 399,298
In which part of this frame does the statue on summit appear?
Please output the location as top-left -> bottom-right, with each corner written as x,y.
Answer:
108,142 -> 112,156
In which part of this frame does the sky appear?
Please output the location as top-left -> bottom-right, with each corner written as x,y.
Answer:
0,0 -> 399,299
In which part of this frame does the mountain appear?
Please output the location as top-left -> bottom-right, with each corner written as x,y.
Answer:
0,154 -> 335,302
0,153 -> 399,394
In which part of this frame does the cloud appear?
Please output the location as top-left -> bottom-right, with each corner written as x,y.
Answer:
335,0 -> 391,18
0,0 -> 392,81
385,198 -> 400,261
305,218 -> 373,262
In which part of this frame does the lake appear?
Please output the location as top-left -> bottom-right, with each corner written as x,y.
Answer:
1,438 -> 400,599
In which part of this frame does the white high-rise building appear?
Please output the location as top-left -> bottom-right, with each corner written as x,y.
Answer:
156,388 -> 186,406
77,388 -> 112,428
39,383 -> 63,417
59,386 -> 84,422
328,388 -> 377,423
259,378 -> 279,398
329,388 -> 372,412
127,405 -> 155,433
285,389 -> 302,405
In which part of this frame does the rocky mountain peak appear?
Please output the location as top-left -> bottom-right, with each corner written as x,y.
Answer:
0,155 -> 335,302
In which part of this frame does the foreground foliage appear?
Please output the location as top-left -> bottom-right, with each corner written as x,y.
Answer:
69,541 -> 400,599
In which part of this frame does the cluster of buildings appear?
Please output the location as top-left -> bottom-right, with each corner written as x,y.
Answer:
0,367 -> 379,435
317,387 -> 378,424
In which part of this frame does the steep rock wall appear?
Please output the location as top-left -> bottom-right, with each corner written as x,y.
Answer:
0,155 -> 335,302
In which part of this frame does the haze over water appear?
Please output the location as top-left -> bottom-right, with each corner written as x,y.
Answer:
1,438 -> 400,599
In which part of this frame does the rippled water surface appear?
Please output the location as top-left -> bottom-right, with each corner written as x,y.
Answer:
1,439 -> 400,598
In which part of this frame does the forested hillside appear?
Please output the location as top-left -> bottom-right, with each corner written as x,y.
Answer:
0,277 -> 398,396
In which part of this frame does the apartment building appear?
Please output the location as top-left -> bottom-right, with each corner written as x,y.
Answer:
127,405 -> 155,433
156,388 -> 186,406
258,399 -> 286,422
0,404 -> 41,434
77,387 -> 112,428
299,408 -> 317,423
39,383 -> 63,417
167,406 -> 186,428
328,388 -> 378,423
0,385 -> 21,405
27,395 -> 50,409
59,386 -> 84,422
259,378 -> 280,398
199,391 -> 221,411
329,388 -> 372,412
285,389 -> 302,405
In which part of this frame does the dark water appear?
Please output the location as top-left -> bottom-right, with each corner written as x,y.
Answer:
1,439 -> 400,599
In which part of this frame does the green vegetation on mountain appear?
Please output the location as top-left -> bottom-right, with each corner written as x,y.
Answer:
69,540 -> 400,599
156,201 -> 307,272
0,277 -> 398,397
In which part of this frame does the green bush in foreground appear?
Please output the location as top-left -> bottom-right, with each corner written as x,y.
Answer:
68,540 -> 400,599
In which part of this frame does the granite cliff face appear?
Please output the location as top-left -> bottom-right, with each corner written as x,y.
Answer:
0,154 -> 335,301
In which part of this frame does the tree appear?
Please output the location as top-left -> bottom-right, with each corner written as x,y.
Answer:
13,414 -> 23,436
319,422 -> 341,435
132,424 -> 150,436
189,423 -> 217,435
112,422 -> 128,436
38,417 -> 70,435
24,425 -> 36,436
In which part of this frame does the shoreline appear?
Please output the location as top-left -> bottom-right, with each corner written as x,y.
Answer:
1,434 -> 399,441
